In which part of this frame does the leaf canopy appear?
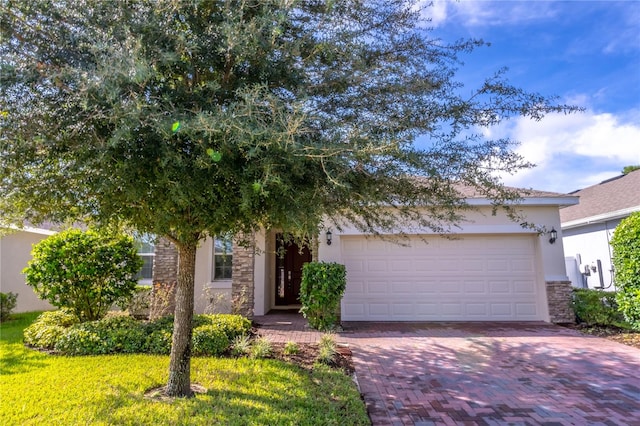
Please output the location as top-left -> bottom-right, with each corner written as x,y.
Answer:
0,0 -> 578,245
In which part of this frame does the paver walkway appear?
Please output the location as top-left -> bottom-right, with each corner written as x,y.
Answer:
253,310 -> 324,344
253,314 -> 640,425
340,322 -> 640,426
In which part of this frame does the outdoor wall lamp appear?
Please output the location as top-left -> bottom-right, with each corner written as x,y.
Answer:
548,227 -> 558,244
326,229 -> 333,246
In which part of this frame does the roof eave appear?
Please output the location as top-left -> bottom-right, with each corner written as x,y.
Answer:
561,205 -> 640,229
466,196 -> 579,207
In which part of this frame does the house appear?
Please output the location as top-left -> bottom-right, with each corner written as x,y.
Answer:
0,225 -> 158,313
0,226 -> 56,313
156,187 -> 578,323
560,169 -> 640,290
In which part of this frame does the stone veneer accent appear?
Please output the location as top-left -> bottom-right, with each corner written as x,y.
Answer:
231,236 -> 255,318
546,280 -> 575,324
150,237 -> 178,319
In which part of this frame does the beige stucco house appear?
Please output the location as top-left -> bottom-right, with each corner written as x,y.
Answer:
0,227 -> 56,312
561,169 -> 640,290
156,188 -> 578,323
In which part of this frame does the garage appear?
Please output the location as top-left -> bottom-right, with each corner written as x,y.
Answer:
340,234 -> 545,321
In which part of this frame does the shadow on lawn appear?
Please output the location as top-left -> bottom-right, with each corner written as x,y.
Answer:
89,362 -> 368,425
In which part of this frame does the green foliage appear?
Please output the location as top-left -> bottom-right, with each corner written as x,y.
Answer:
1,313 -> 370,426
249,337 -> 273,359
197,314 -> 252,340
1,0 -> 579,396
23,311 -> 248,356
23,229 -> 143,322
300,262 -> 347,331
119,285 -> 152,320
316,334 -> 337,365
622,165 -> 640,175
283,341 -> 299,356
231,334 -> 252,357
611,212 -> 640,329
23,310 -> 79,349
0,292 -> 18,322
192,324 -> 230,356
572,289 -> 624,326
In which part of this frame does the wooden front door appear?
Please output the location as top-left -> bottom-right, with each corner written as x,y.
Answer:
275,235 -> 312,305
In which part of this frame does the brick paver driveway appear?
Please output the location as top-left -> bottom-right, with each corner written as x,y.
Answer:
340,322 -> 640,425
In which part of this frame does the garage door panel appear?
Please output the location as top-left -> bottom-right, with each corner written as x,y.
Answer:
438,280 -> 462,293
391,281 -> 413,293
390,260 -> 412,271
516,303 -> 537,315
368,281 -> 388,294
512,259 -> 535,272
489,281 -> 511,293
341,235 -> 542,321
513,280 -> 536,294
464,281 -> 486,293
463,259 -> 485,272
369,303 -> 390,316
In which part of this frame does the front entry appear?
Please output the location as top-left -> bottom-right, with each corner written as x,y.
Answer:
275,235 -> 312,305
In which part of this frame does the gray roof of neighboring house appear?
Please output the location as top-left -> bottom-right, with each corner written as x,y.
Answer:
560,169 -> 640,224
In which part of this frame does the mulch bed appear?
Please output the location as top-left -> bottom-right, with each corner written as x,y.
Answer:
564,323 -> 640,350
269,342 -> 355,375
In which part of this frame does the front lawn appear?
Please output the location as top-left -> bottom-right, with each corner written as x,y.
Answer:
0,312 -> 369,425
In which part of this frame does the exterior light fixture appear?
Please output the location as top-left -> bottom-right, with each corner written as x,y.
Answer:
549,227 -> 557,244
326,229 -> 333,246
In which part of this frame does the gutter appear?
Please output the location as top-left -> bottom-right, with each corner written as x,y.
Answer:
561,205 -> 640,230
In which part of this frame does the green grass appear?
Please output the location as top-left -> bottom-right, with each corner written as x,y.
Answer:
1,312 -> 369,425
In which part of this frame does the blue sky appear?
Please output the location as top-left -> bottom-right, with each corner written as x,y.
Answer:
417,0 -> 640,193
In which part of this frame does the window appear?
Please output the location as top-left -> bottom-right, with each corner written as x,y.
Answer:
212,236 -> 232,280
136,241 -> 155,282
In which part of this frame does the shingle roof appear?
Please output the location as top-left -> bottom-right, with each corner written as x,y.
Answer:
560,169 -> 640,223
455,184 -> 572,199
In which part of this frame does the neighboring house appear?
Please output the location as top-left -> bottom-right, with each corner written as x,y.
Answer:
560,169 -> 640,291
0,226 -> 157,313
0,227 -> 56,313
156,188 -> 578,323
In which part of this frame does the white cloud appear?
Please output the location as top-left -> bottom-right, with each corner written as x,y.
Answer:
496,109 -> 640,193
427,0 -> 558,28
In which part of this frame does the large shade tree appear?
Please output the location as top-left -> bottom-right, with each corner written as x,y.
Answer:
0,0 -> 577,396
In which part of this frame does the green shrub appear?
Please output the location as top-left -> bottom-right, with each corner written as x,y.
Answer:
23,310 -> 251,356
572,288 -> 624,326
23,310 -> 78,349
54,314 -> 145,355
283,341 -> 299,356
55,325 -> 108,355
316,334 -> 337,365
231,334 -> 252,357
23,228 -> 143,322
0,292 -> 18,322
611,212 -> 640,329
300,262 -> 346,331
250,337 -> 272,359
197,314 -> 252,339
119,285 -> 152,319
144,329 -> 173,355
192,324 -> 230,356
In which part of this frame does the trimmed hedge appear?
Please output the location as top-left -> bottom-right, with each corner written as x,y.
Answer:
611,212 -> 640,329
23,311 -> 251,356
300,262 -> 347,331
24,228 -> 142,321
572,288 -> 624,326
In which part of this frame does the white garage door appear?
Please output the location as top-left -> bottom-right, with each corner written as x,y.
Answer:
341,235 -> 544,321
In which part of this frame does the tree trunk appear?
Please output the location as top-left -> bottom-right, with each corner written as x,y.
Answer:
166,242 -> 197,397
